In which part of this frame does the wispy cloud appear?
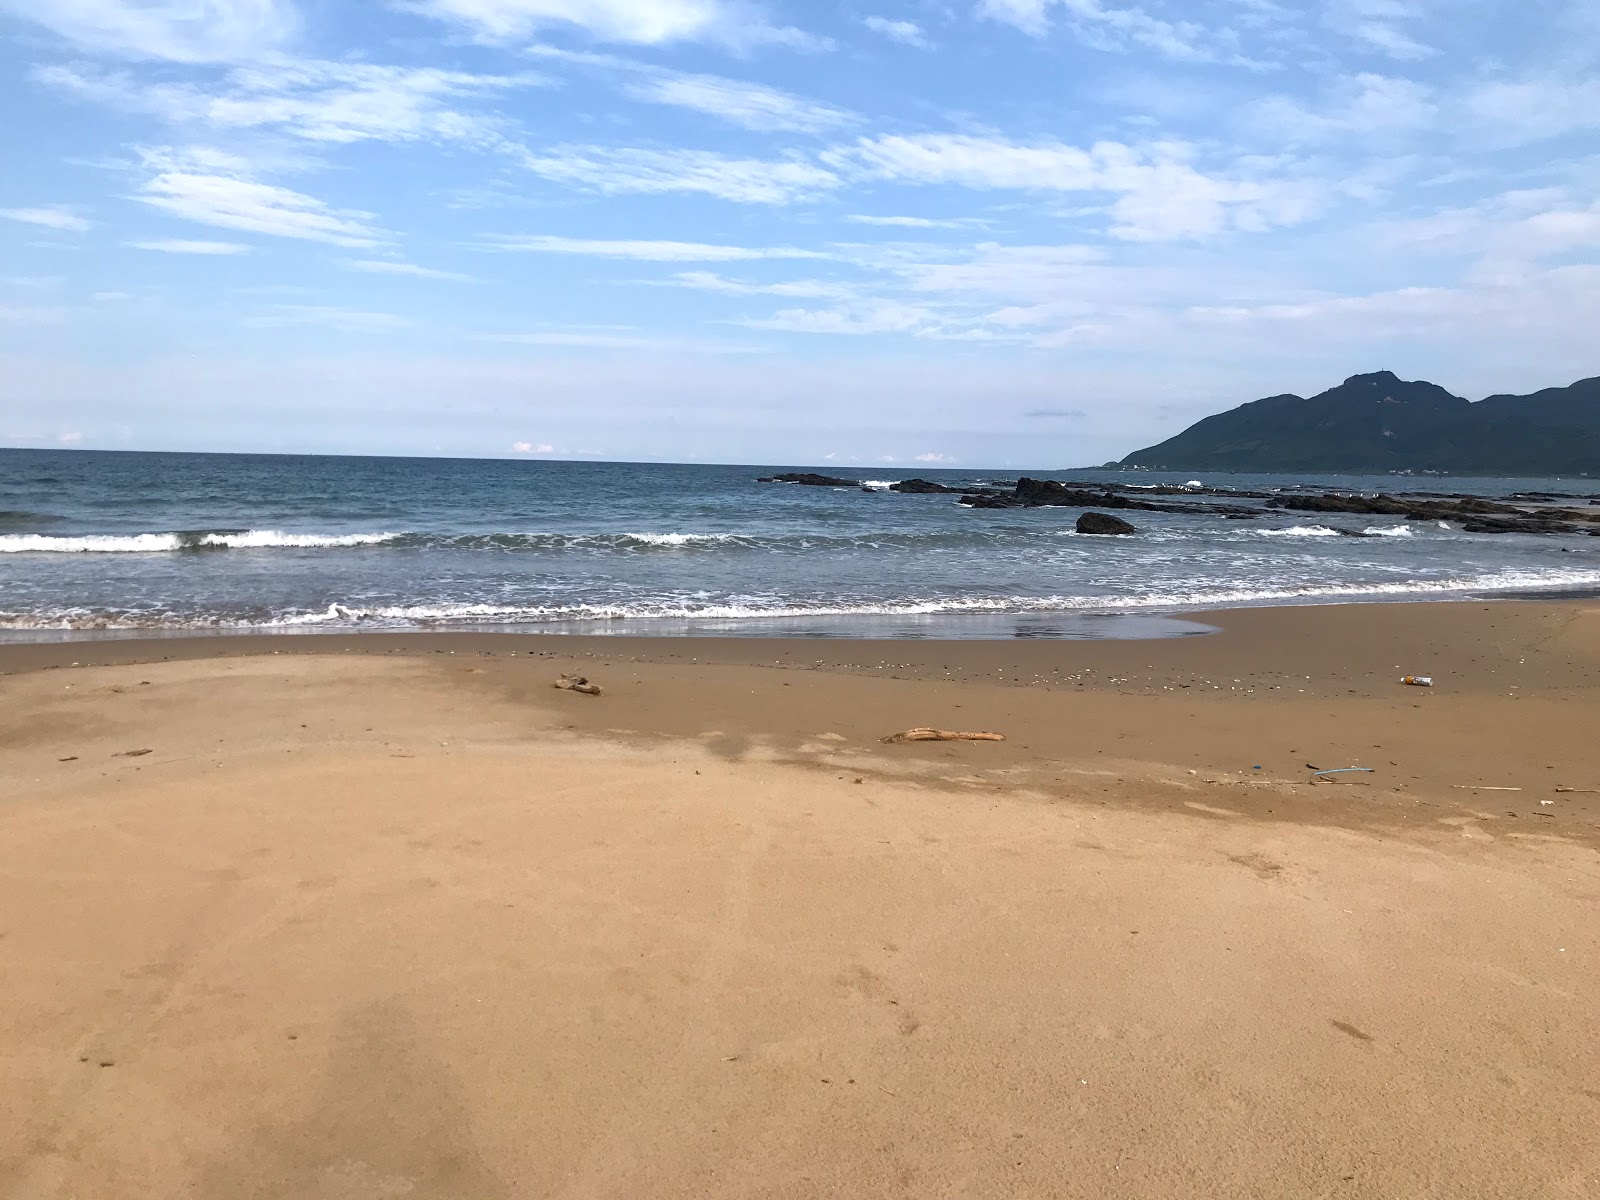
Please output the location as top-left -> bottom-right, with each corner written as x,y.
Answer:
243,304 -> 412,332
134,146 -> 385,246
342,259 -> 478,281
406,0 -> 826,50
863,16 -> 931,48
978,0 -> 1244,63
666,271 -> 854,298
515,145 -> 840,204
477,235 -> 831,261
1324,0 -> 1436,60
829,134 -> 1318,239
0,0 -> 299,62
620,71 -> 853,134
39,60 -> 542,148
477,326 -> 761,352
0,206 -> 92,232
129,237 -> 250,253
846,214 -> 991,229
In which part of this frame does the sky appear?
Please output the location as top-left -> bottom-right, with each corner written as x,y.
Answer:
0,0 -> 1597,468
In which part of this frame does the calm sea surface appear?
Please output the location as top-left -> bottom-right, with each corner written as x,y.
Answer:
2,449 -> 1597,640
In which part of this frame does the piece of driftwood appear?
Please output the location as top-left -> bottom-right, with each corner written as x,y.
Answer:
554,674 -> 602,696
881,727 -> 1005,744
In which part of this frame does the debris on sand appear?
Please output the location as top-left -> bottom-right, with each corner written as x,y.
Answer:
554,674 -> 602,696
881,728 -> 1005,744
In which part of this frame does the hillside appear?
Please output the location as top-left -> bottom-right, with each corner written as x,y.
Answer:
1117,372 -> 1600,474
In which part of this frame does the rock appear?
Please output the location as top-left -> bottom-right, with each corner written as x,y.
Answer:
888,478 -> 965,494
757,472 -> 859,487
1076,511 -> 1137,535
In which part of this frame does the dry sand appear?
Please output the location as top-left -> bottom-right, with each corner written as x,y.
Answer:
2,601 -> 1597,1198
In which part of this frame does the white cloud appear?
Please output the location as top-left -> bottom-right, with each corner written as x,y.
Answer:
978,0 -> 1233,62
913,451 -> 954,462
342,259 -> 478,281
0,207 -> 92,233
830,134 -> 1318,239
479,327 -> 759,351
40,61 -> 540,149
0,0 -> 297,62
244,305 -> 413,332
863,16 -> 930,47
478,235 -> 830,261
405,0 -> 823,48
512,440 -> 555,452
58,431 -> 85,444
846,214 -> 990,229
516,145 -> 840,204
736,299 -> 947,336
620,71 -> 852,133
1462,76 -> 1600,148
667,271 -> 853,298
135,147 -> 385,246
1325,0 -> 1435,59
1245,73 -> 1434,144
129,238 -> 250,254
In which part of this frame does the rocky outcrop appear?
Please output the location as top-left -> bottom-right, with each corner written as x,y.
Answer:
1076,512 -> 1137,535
888,478 -> 966,494
1268,492 -> 1600,534
959,478 -> 1258,517
757,472 -> 859,487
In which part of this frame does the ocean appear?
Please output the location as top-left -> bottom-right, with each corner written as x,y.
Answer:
2,448 -> 1597,640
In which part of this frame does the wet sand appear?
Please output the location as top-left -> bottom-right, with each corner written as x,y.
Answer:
2,601 -> 1598,1197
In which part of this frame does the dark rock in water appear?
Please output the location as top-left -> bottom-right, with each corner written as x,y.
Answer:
889,478 -> 965,494
1077,511 -> 1137,535
1267,491 -> 1600,535
758,472 -> 859,487
957,477 -> 1259,518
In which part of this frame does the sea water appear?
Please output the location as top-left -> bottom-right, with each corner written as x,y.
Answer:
2,448 -> 1596,640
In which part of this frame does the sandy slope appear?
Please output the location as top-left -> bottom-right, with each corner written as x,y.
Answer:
2,602 -> 1598,1198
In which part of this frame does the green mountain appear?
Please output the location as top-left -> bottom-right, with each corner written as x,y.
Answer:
1117,371 -> 1600,475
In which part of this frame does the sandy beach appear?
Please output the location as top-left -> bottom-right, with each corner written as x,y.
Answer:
2,600 -> 1597,1198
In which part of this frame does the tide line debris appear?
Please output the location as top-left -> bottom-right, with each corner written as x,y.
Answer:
882,728 -> 1006,744
554,674 -> 602,696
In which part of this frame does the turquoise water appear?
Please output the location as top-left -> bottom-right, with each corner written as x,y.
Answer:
1,448 -> 1596,638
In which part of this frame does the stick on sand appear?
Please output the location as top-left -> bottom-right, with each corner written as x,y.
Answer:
881,728 -> 1006,744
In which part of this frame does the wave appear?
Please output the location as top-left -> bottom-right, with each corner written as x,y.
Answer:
8,566 -> 1599,631
1362,525 -> 1414,537
1255,525 -> 1343,538
0,530 -> 400,553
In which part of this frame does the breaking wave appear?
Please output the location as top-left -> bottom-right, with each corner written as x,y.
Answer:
0,530 -> 399,553
7,567 -> 1599,632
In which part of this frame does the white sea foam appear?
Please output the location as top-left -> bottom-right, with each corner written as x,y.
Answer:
1362,525 -> 1414,537
1255,525 -> 1342,538
858,480 -> 899,490
201,530 -> 397,549
0,530 -> 397,553
8,564 -> 1600,632
0,533 -> 184,553
619,532 -> 746,547
240,567 -> 1600,629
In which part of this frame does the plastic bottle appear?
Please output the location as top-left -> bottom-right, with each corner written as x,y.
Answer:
1401,675 -> 1433,687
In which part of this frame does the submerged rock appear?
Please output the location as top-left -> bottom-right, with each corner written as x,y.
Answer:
1076,512 -> 1137,535
757,472 -> 859,487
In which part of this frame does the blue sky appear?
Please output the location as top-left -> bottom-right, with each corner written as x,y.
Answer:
1,0 -> 1597,467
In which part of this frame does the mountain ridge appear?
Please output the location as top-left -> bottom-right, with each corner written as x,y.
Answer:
1117,372 -> 1600,475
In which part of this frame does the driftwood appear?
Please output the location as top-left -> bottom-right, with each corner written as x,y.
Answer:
881,727 -> 1005,744
554,674 -> 602,696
